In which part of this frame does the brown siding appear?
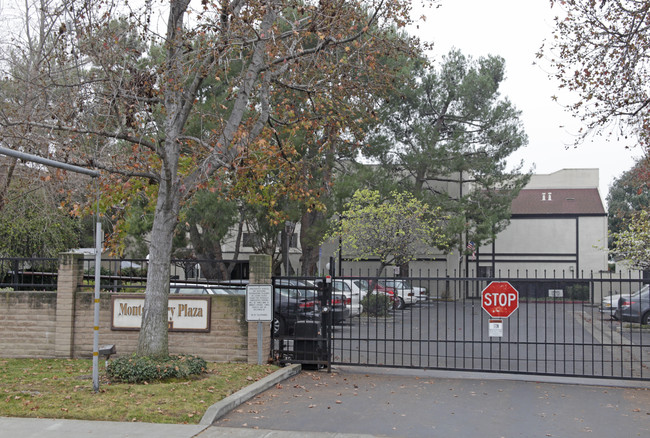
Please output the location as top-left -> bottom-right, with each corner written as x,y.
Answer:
511,188 -> 606,215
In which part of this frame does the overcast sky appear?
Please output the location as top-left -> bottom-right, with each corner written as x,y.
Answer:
412,0 -> 643,202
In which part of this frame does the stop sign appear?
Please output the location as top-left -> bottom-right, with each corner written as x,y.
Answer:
481,281 -> 519,318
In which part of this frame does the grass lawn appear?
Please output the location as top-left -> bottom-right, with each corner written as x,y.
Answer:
0,358 -> 278,424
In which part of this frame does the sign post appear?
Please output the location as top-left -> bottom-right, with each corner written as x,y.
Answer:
246,284 -> 273,365
481,281 -> 519,337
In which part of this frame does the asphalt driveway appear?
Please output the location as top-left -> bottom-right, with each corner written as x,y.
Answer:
214,367 -> 650,437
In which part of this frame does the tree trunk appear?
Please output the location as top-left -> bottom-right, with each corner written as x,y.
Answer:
0,157 -> 17,212
136,157 -> 181,359
188,222 -> 230,280
399,261 -> 410,278
300,209 -> 324,276
227,216 -> 245,278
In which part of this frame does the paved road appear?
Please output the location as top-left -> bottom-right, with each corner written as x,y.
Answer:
215,367 -> 650,437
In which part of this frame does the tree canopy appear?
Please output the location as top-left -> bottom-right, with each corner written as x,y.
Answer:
0,181 -> 80,258
546,0 -> 650,150
356,50 -> 530,255
0,0 -> 433,358
607,157 -> 650,242
610,210 -> 650,270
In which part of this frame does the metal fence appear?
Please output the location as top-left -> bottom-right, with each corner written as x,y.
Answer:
0,256 -> 250,292
0,257 -> 59,290
4,256 -> 648,381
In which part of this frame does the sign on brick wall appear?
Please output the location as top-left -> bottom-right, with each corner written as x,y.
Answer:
111,295 -> 211,332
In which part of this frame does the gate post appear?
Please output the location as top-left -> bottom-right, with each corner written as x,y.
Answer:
55,252 -> 83,358
247,254 -> 272,364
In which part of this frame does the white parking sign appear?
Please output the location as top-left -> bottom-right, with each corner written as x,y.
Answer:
246,284 -> 273,322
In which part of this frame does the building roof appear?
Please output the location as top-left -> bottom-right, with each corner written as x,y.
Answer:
511,188 -> 606,216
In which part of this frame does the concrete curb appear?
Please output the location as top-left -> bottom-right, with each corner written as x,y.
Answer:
333,365 -> 650,389
200,363 -> 302,425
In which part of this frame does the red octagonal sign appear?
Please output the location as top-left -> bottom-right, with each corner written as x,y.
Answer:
481,281 -> 519,318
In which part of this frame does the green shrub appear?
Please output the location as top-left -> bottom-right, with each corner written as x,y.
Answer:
120,267 -> 147,278
106,354 -> 207,383
361,292 -> 392,317
565,284 -> 589,301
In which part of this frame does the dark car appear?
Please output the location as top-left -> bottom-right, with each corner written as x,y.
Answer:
307,279 -> 350,325
615,285 -> 650,325
273,279 -> 321,336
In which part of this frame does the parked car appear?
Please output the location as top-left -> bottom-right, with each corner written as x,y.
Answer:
333,279 -> 363,318
273,279 -> 321,336
378,279 -> 419,310
407,280 -> 429,301
615,285 -> 650,325
380,279 -> 428,304
600,293 -> 623,319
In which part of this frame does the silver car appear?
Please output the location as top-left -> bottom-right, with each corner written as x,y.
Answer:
615,285 -> 650,325
600,293 -> 623,319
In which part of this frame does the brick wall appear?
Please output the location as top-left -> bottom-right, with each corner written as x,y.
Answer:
0,290 -> 256,362
0,291 -> 57,358
0,252 -> 275,362
72,293 -> 250,362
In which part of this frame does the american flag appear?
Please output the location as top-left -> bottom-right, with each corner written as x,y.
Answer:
467,241 -> 476,260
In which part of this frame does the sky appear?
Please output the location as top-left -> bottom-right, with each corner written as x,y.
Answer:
411,0 -> 643,202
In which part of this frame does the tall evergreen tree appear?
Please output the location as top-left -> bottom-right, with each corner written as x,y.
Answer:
364,50 -> 530,258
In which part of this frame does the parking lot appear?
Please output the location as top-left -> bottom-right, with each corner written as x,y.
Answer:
327,300 -> 650,380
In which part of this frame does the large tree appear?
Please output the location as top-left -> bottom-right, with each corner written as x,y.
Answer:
362,50 -> 530,258
607,157 -> 650,243
0,0 -> 81,212
546,0 -> 650,150
0,0 -> 428,358
0,181 -> 80,258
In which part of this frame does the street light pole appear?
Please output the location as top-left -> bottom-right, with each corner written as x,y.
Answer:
0,147 -> 103,392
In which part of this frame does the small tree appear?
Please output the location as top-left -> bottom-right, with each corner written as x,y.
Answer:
610,210 -> 650,270
326,189 -> 448,275
0,183 -> 80,258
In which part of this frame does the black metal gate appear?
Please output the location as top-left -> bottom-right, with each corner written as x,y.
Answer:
271,276 -> 333,370
272,272 -> 650,381
328,273 -> 649,381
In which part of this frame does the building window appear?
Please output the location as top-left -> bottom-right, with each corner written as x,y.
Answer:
242,233 -> 260,248
478,266 -> 493,278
